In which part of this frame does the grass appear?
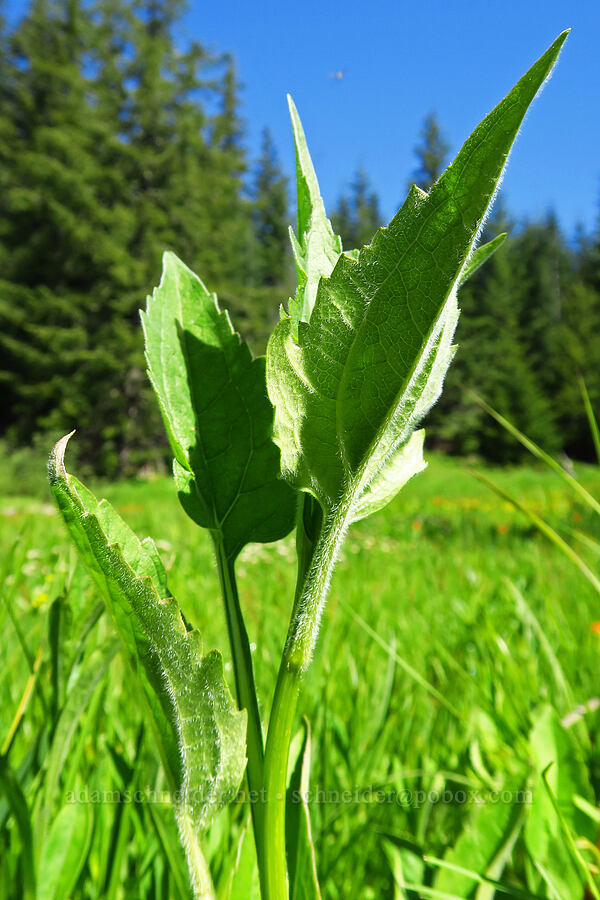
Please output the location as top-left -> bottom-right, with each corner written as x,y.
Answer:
2,452 -> 600,898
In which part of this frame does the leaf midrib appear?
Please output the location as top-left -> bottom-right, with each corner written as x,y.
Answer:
330,92 -> 525,477
331,201 -> 433,477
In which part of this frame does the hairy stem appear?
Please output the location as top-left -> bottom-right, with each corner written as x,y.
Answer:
286,491 -> 352,671
214,539 -> 265,868
263,494 -> 349,898
177,809 -> 217,900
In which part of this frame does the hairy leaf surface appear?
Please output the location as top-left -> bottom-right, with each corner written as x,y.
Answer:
458,232 -> 507,285
142,252 -> 295,559
48,434 -> 247,843
268,33 -> 567,518
350,428 -> 427,523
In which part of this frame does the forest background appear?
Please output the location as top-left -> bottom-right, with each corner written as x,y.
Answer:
2,0 -> 599,481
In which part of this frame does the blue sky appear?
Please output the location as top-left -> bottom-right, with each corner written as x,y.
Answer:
178,0 -> 598,240
7,1 -> 599,238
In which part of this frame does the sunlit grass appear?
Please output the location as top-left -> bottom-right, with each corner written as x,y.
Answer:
2,452 -> 600,898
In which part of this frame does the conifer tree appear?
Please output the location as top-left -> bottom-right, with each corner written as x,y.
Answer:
332,167 -> 382,250
0,0 -> 254,473
553,223 -> 600,458
200,55 -> 251,289
511,214 -> 573,393
0,2 -> 15,272
428,206 -> 561,459
411,112 -> 449,191
0,0 -> 136,472
250,127 -> 289,287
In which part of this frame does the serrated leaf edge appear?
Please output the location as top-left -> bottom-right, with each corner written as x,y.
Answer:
49,433 -> 247,835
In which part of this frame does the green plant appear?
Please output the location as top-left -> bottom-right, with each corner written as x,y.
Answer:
48,32 -> 568,899
469,381 -> 600,597
456,379 -> 600,898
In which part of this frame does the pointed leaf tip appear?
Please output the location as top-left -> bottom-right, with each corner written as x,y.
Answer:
459,233 -> 508,286
269,31 -> 569,518
286,99 -> 343,334
540,29 -> 569,73
48,442 -> 247,841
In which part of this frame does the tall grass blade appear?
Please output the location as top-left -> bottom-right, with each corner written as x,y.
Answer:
471,469 -> 600,596
506,580 -> 574,709
41,638 -> 119,827
285,718 -> 321,900
425,855 -> 547,899
0,758 -> 36,899
343,602 -> 462,719
148,804 -> 193,900
218,816 -> 261,900
2,644 -> 44,757
467,388 -> 600,515
578,374 -> 600,466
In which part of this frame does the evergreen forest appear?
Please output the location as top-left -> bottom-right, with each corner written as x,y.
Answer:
1,0 -> 599,475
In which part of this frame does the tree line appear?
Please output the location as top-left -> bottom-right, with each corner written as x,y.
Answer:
0,0 -> 290,475
1,1 -> 598,474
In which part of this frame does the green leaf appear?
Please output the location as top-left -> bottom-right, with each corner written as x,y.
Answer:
434,778 -> 525,897
48,434 -> 247,895
524,705 -> 596,899
458,233 -> 507,285
383,840 -> 425,900
268,32 -> 568,521
539,768 -> 600,900
141,251 -> 296,560
287,95 -> 343,337
350,428 -> 427,523
218,817 -> 261,900
36,798 -> 93,900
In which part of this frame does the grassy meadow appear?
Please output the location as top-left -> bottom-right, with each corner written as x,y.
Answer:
2,452 -> 600,898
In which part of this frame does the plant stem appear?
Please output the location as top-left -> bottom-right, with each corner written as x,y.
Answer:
262,661 -> 301,899
263,496 -> 350,899
286,493 -> 351,671
214,539 -> 265,868
177,809 -> 217,900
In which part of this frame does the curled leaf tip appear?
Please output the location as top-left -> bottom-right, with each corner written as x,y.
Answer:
49,431 -> 76,480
